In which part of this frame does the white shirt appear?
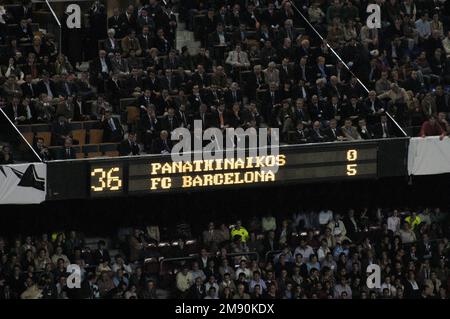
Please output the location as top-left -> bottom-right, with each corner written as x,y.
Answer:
319,210 -> 333,225
387,216 -> 400,233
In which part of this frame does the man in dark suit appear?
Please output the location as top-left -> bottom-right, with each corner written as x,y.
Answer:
36,72 -> 58,99
108,7 -> 126,38
262,82 -> 282,126
57,74 -> 78,98
151,130 -> 172,154
72,95 -> 90,121
224,83 -> 243,108
293,98 -> 311,126
138,25 -> 154,56
357,118 -> 375,140
189,85 -> 206,112
20,74 -> 38,99
194,104 -> 212,129
90,50 -> 112,93
143,69 -> 162,93
51,116 -> 72,146
295,56 -> 312,85
343,96 -> 364,121
57,137 -> 77,160
139,106 -> 159,152
92,240 -> 111,264
279,58 -> 295,85
126,68 -> 144,95
159,107 -> 180,133
246,65 -> 266,101
4,97 -> 28,125
159,69 -> 181,94
176,103 -> 192,129
323,119 -> 345,142
118,131 -> 140,156
137,89 -> 154,115
309,121 -> 327,143
364,90 -> 385,125
101,111 -> 124,143
308,95 -> 326,122
191,65 -> 210,88
292,122 -> 310,144
16,19 -> 33,45
106,73 -> 124,108
324,96 -> 344,122
119,4 -> 137,35
373,114 -> 396,139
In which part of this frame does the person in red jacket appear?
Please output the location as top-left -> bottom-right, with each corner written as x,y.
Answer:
419,115 -> 446,140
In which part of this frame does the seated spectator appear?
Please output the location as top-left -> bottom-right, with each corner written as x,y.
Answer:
56,137 -> 77,160
420,115 -> 447,139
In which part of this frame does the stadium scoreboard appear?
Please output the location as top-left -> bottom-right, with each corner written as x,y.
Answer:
46,139 -> 409,200
88,146 -> 377,197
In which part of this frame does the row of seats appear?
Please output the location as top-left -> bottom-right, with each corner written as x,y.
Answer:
18,121 -> 104,146
48,143 -> 120,159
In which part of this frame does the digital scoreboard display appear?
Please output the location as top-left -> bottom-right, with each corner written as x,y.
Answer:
89,145 -> 378,197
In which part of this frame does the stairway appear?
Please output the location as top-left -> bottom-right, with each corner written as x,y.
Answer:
175,16 -> 201,55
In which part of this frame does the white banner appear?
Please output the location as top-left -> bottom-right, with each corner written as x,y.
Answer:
408,136 -> 450,176
0,163 -> 46,204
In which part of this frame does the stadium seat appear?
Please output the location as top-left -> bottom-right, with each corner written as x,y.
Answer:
89,129 -> 104,144
100,143 -> 119,157
72,129 -> 87,145
119,98 -> 136,111
126,106 -> 140,125
22,132 -> 34,145
104,150 -> 119,157
82,144 -> 100,156
82,121 -> 100,130
86,152 -> 103,158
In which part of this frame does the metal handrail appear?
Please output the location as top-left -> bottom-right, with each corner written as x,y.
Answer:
159,251 -> 260,275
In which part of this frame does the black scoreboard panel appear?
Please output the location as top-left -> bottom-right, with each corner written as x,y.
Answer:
46,138 -> 409,200
89,145 -> 378,197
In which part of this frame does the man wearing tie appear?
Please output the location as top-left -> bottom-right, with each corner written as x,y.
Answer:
151,130 -> 172,154
140,106 -> 159,152
20,74 -> 37,98
324,119 -> 344,142
292,122 -> 310,144
118,131 -> 140,156
102,111 -> 124,142
57,137 -> 77,160
374,114 -> 394,139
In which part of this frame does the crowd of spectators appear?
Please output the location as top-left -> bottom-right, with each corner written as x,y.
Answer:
1,0 -> 450,163
0,208 -> 448,299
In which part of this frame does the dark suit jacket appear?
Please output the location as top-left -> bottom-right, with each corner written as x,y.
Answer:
373,121 -> 396,138
159,115 -> 180,132
357,126 -> 375,139
57,147 -> 77,160
20,82 -> 38,99
90,57 -> 113,76
3,104 -> 27,122
36,80 -> 58,98
191,72 -> 210,88
224,90 -> 243,108
102,117 -> 124,143
103,37 -> 121,54
292,128 -> 310,144
118,139 -> 140,156
309,128 -> 327,143
151,138 -> 172,154
323,126 -> 344,142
